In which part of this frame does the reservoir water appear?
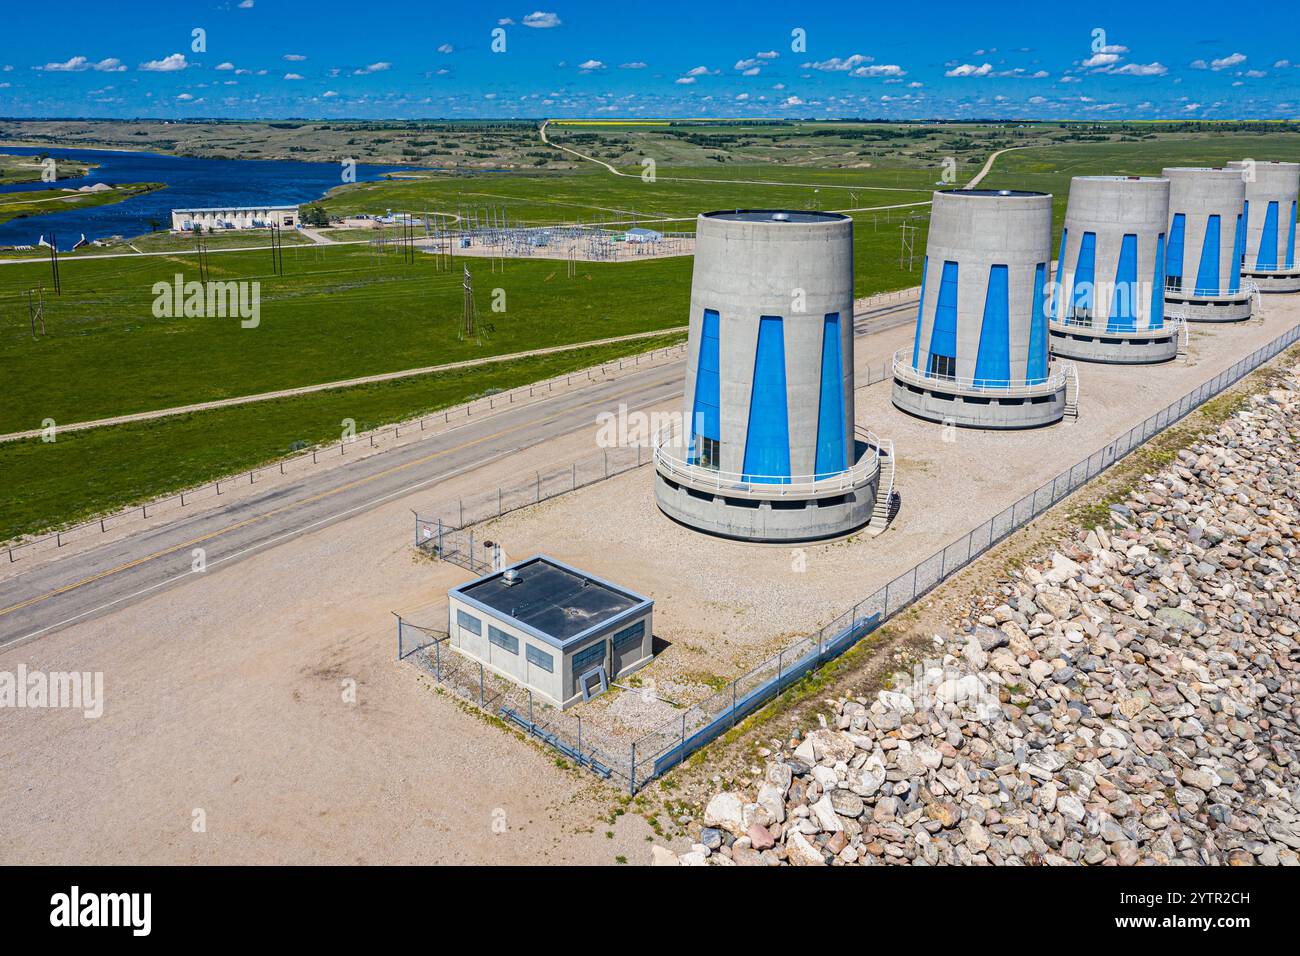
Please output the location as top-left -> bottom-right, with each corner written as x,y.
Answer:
0,145 -> 409,246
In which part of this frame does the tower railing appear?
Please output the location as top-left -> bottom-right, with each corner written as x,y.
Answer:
891,348 -> 1071,396
652,423 -> 882,495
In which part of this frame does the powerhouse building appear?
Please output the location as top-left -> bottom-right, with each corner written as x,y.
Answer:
1050,176 -> 1180,364
171,205 -> 300,232
1161,167 -> 1252,322
448,555 -> 653,709
893,189 -> 1071,428
1229,160 -> 1300,293
653,210 -> 882,542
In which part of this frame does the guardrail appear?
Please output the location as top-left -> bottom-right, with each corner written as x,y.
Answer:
891,348 -> 1073,396
651,424 -> 882,494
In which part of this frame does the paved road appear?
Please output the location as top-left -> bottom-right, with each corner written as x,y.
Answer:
0,302 -> 915,648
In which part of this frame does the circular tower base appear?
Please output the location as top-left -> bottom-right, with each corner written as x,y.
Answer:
1165,290 -> 1252,322
1048,321 -> 1179,364
891,373 -> 1066,429
1242,269 -> 1300,294
652,448 -> 880,543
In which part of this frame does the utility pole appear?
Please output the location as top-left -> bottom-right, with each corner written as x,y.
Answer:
900,220 -> 918,271
48,233 -> 61,294
460,265 -> 476,341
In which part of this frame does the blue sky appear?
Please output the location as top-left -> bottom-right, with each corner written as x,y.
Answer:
0,0 -> 1296,120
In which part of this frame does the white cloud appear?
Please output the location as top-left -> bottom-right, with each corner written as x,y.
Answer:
323,90 -> 338,97
578,59 -> 606,72
685,65 -> 716,76
735,92 -> 749,101
853,64 -> 906,77
353,61 -> 391,75
35,55 -> 125,72
619,61 -> 646,69
522,11 -> 561,28
1081,52 -> 1120,69
176,92 -> 193,100
805,54 -> 874,72
140,53 -> 189,72
215,62 -> 235,71
283,53 -> 307,62
675,76 -> 696,84
437,44 -> 453,54
238,0 -> 254,7
1274,59 -> 1292,68
1244,69 -> 1266,78
783,95 -> 805,106
284,72 -> 304,80
1211,52 -> 1246,70
946,62 -> 993,77
757,51 -> 778,60
1112,62 -> 1168,76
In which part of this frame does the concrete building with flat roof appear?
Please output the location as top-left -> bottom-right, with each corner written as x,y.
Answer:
1228,160 -> 1300,294
653,210 -> 884,542
893,189 -> 1074,428
448,555 -> 653,709
1162,167 -> 1252,322
1050,176 -> 1181,365
171,205 -> 300,232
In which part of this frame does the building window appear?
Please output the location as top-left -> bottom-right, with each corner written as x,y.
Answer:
488,626 -> 519,655
927,353 -> 955,380
612,620 -> 646,649
456,609 -> 481,636
572,641 -> 606,674
526,645 -> 554,673
695,435 -> 720,470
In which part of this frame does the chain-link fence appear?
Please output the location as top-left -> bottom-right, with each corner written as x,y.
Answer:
404,321 -> 1300,793
414,442 -> 653,544
394,615 -> 626,777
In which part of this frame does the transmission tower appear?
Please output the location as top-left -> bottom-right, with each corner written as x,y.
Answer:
460,265 -> 476,341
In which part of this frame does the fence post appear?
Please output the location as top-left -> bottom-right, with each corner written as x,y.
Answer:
459,499 -> 463,527
777,648 -> 783,692
680,713 -> 687,764
536,472 -> 541,503
479,662 -> 484,706
528,690 -> 533,725
436,639 -> 442,680
577,716 -> 583,764
629,742 -> 636,796
395,615 -> 401,660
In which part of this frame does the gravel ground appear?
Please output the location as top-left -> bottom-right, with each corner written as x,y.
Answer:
666,359 -> 1300,864
0,423 -> 670,864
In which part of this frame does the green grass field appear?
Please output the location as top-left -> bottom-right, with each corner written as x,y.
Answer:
0,242 -> 692,434
0,331 -> 685,542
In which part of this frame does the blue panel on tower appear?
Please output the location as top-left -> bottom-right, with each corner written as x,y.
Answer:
1195,214 -> 1221,296
1053,228 -> 1068,322
688,308 -> 720,464
1229,212 -> 1245,293
1108,233 -> 1138,332
911,256 -> 928,370
1072,232 -> 1096,323
974,264 -> 1010,385
1027,262 -> 1049,385
815,314 -> 846,477
928,260 -> 959,359
1258,201 -> 1279,271
1149,233 -> 1166,329
742,316 -> 790,484
1167,214 -> 1186,279
1288,201 -> 1297,269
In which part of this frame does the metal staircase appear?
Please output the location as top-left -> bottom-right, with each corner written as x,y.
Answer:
866,439 -> 895,536
1062,363 -> 1080,422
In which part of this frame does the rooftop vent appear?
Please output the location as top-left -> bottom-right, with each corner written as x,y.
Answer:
771,212 -> 790,221
502,569 -> 521,586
